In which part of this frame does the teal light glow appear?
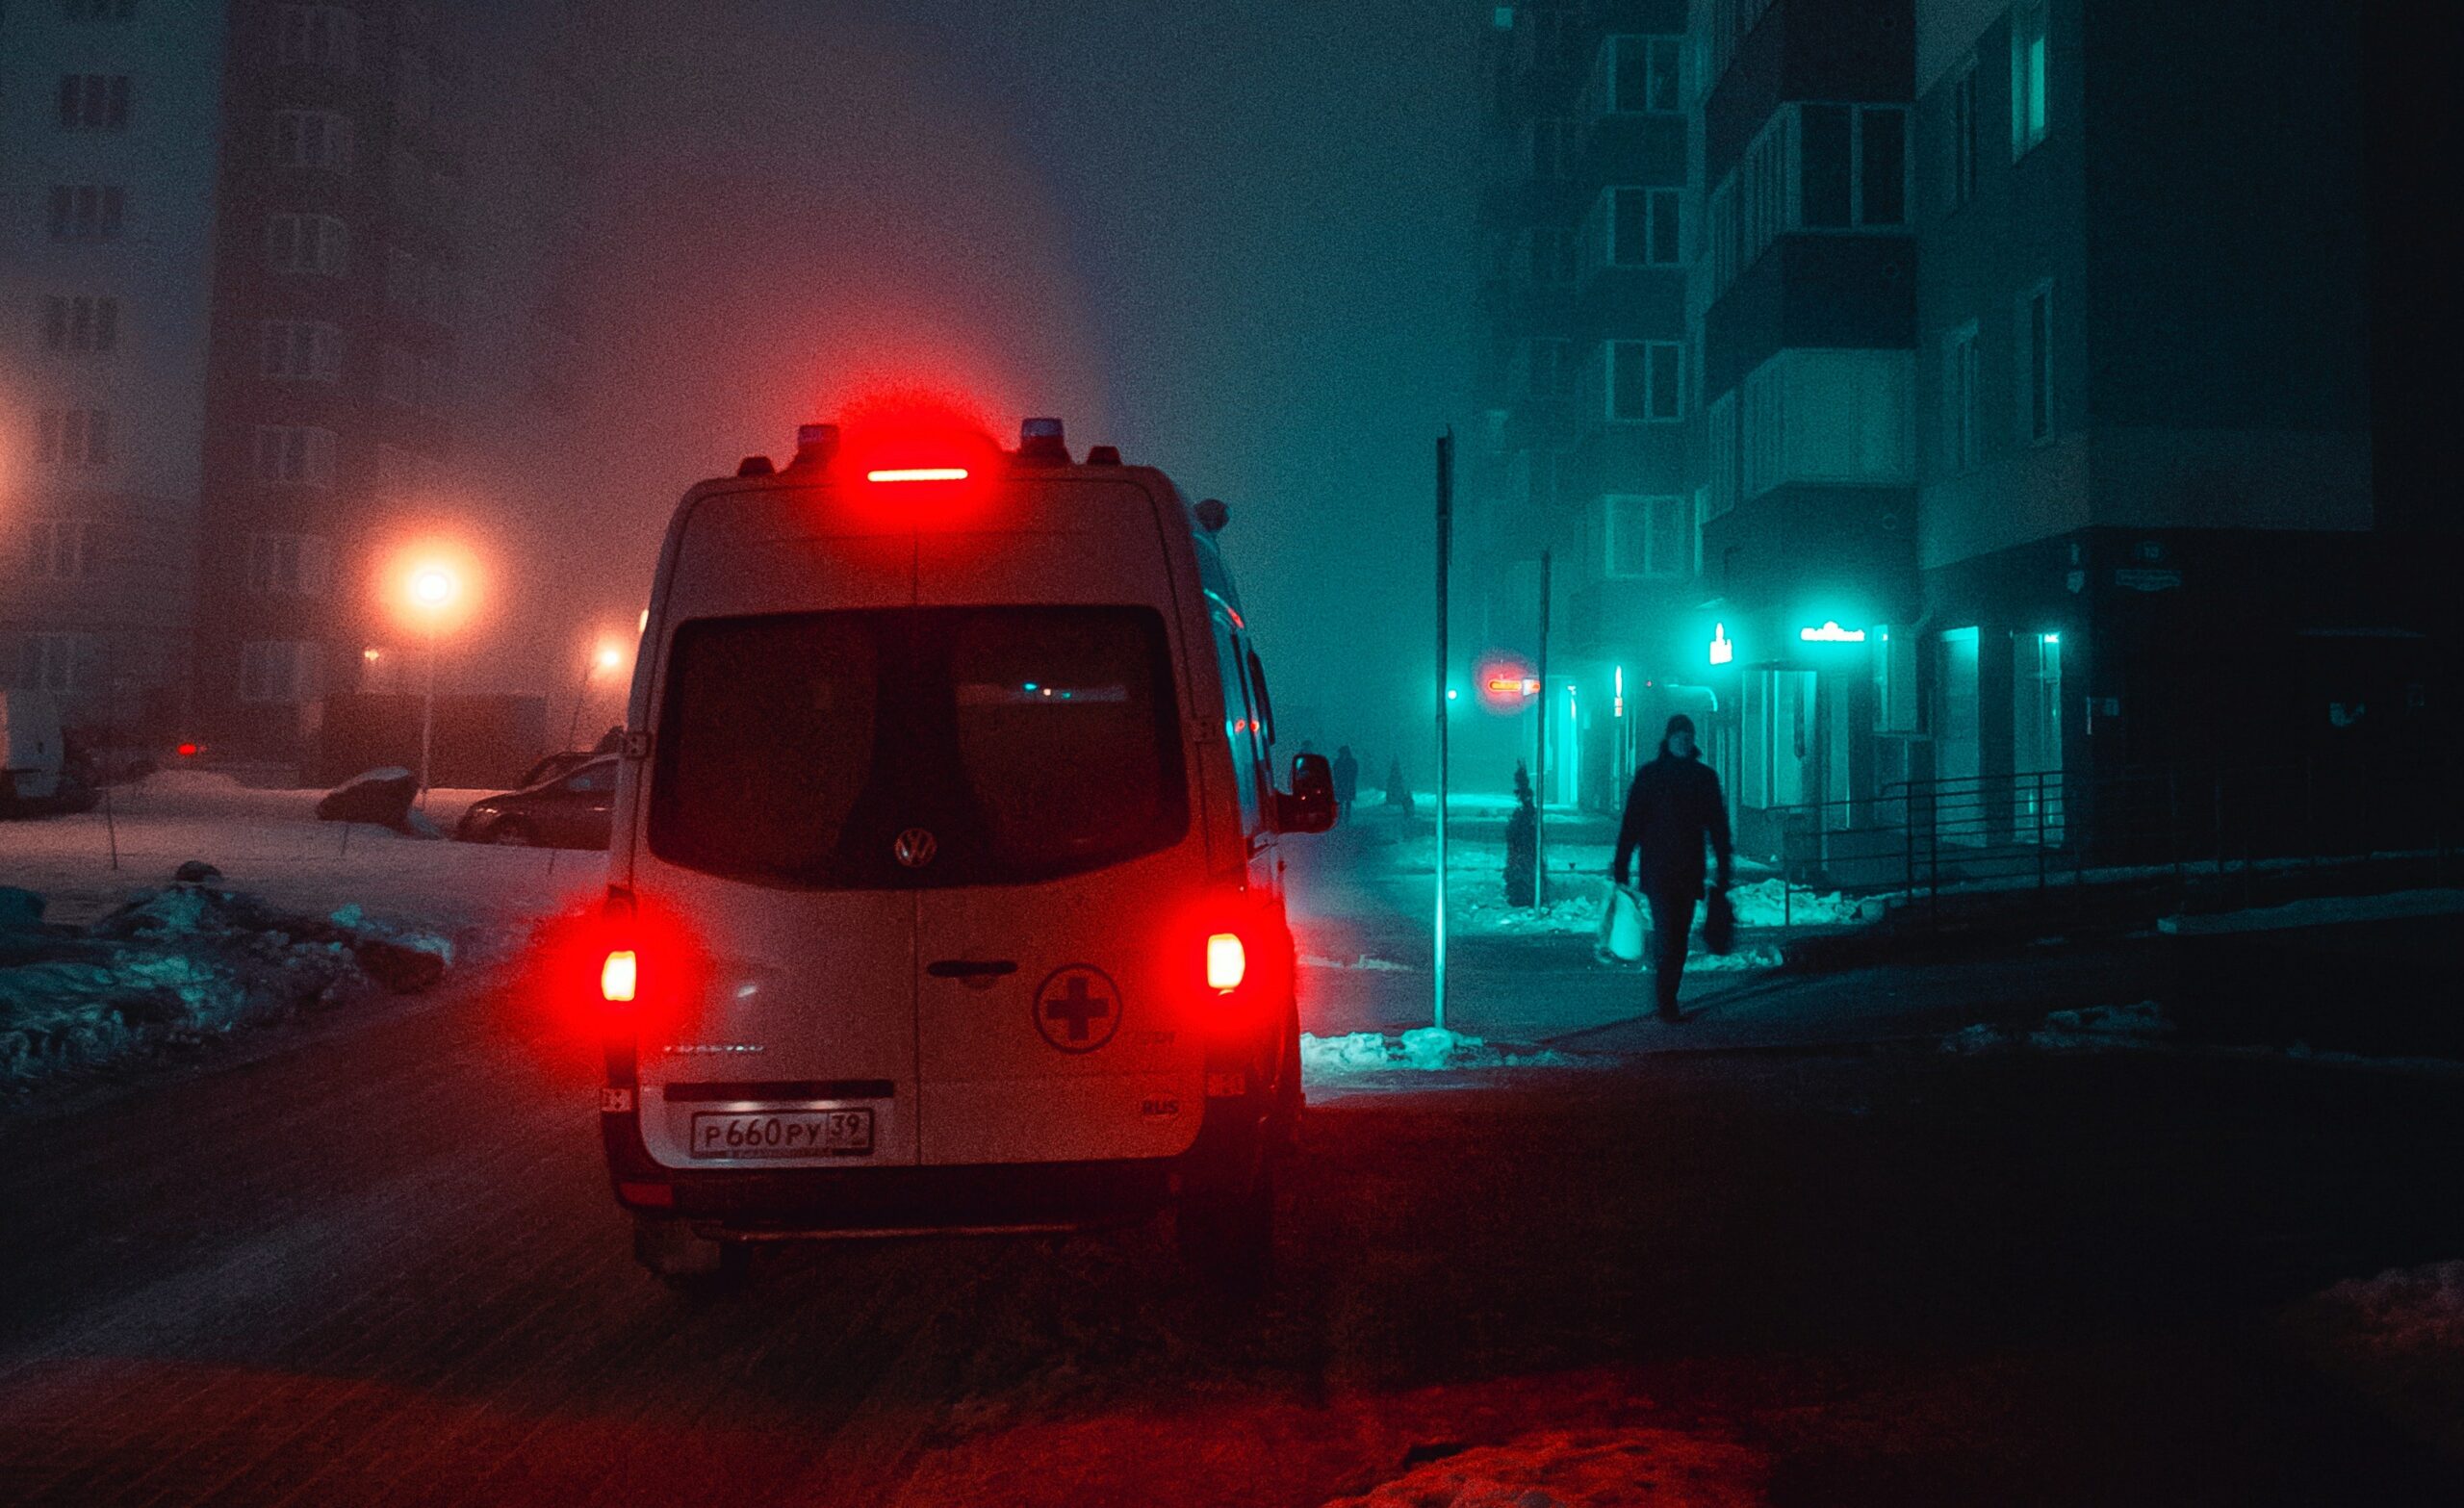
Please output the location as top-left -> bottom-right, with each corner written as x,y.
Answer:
1799,621 -> 1867,643
1708,623 -> 1733,665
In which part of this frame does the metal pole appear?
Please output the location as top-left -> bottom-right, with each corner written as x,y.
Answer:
1533,548 -> 1551,907
419,626 -> 437,807
564,649 -> 595,752
1434,429 -> 1452,1034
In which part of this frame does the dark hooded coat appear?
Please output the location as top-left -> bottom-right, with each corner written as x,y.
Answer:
1612,742 -> 1733,901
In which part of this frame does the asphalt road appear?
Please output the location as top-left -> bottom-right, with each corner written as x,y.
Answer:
3,842 -> 2461,1505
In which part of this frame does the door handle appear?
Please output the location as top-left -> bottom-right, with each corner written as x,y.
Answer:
926,959 -> 1018,979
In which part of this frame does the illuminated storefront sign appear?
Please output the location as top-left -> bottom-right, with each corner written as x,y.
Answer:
1798,621 -> 1867,643
1707,623 -> 1733,665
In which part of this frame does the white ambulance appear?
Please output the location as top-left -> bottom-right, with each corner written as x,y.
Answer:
592,416 -> 1331,1287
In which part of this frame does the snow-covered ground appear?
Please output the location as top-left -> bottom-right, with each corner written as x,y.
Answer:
2,770 -> 602,941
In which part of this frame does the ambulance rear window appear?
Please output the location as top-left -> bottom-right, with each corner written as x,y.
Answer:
649,606 -> 1187,887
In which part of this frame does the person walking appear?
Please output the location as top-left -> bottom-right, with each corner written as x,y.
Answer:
1330,745 -> 1359,817
1610,714 -> 1732,1023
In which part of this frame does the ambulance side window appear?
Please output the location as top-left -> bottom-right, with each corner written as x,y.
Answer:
1245,649 -> 1276,754
1210,616 -> 1263,831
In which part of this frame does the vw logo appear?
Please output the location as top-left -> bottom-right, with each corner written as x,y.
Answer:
893,828 -> 937,869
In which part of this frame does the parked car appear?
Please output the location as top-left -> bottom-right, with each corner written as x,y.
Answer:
453,755 -> 617,849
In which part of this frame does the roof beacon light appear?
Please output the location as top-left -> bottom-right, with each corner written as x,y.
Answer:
1017,417 -> 1069,462
791,423 -> 839,469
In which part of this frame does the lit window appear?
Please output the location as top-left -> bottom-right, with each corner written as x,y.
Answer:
2018,282 -> 2054,443
2012,0 -> 2049,158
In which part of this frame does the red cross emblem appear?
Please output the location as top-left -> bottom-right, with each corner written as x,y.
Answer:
1033,965 -> 1120,1053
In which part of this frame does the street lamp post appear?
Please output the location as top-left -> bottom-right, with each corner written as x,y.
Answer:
407,565 -> 460,803
566,643 -> 623,752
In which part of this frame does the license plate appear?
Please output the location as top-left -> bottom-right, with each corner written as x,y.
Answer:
689,1109 -> 874,1159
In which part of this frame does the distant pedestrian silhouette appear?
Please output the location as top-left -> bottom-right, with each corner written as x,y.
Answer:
1330,746 -> 1359,815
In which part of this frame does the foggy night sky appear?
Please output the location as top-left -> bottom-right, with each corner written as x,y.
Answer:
552,0 -> 1480,759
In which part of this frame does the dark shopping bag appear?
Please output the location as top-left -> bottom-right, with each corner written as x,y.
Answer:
1702,883 -> 1736,956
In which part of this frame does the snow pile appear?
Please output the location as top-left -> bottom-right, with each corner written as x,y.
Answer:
2287,1261 -> 2464,1460
1725,878 -> 1884,930
2303,1262 -> 2464,1354
1301,1026 -> 1576,1075
1460,892 -> 1605,936
0,884 -> 451,1086
1319,1427 -> 1767,1508
1942,999 -> 2172,1055
1301,953 -> 1418,972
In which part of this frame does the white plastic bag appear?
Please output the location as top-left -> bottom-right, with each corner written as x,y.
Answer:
1599,882 -> 1646,962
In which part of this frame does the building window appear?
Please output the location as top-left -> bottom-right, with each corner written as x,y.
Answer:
375,443 -> 419,500
56,74 -> 131,131
261,320 -> 343,381
385,246 -> 420,309
1606,340 -> 1682,423
1797,104 -> 1909,229
1706,390 -> 1740,521
2018,280 -> 2053,443
418,262 -> 456,325
274,5 -> 359,69
247,534 -> 332,598
1594,35 -> 1681,116
1941,323 -> 1980,472
266,214 -> 348,275
1739,348 -> 1913,496
1872,626 -> 1920,733
1527,116 -> 1578,183
396,50 -> 434,124
1519,7 -> 1581,72
1598,495 -> 1689,579
253,425 -> 338,486
380,345 -> 419,406
36,409 -> 113,467
1516,338 -> 1572,399
1948,58 -> 1978,211
2012,0 -> 2049,159
26,520 -> 94,580
42,295 -> 120,353
241,640 -> 323,703
273,110 -> 354,170
1592,187 -> 1682,271
1523,226 -> 1577,286
46,185 -> 126,242
2013,631 -> 2065,842
17,633 -> 93,694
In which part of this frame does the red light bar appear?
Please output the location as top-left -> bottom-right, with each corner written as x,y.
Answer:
867,467 -> 970,483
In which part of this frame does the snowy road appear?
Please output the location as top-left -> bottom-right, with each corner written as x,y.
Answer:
2,819 -> 2462,1503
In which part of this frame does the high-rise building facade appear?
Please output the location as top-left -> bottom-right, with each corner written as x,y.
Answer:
1,0 -> 233,741
1473,1 -> 1700,811
4,1 -> 633,772
1478,0 -> 2451,862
